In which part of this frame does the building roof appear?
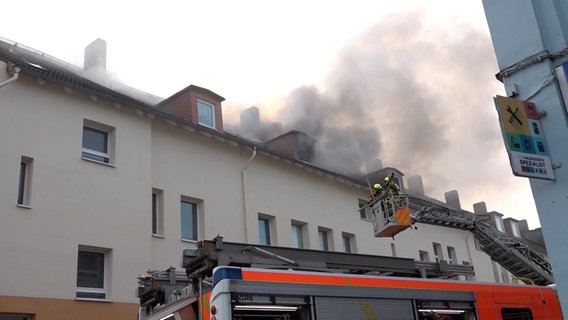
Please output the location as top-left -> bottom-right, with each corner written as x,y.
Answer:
0,37 -> 366,190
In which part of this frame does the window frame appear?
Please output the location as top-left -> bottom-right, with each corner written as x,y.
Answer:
17,156 -> 33,208
495,215 -> 505,232
197,99 -> 216,128
180,199 -> 198,242
342,232 -> 354,253
358,199 -> 372,220
258,215 -> 272,245
318,227 -> 331,251
76,246 -> 110,300
152,189 -> 164,237
433,242 -> 444,262
419,250 -> 430,262
447,246 -> 457,264
291,221 -> 305,248
82,119 -> 115,165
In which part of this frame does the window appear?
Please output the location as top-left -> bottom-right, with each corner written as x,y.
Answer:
181,200 -> 198,241
433,242 -> 443,262
419,250 -> 430,262
197,99 -> 215,128
152,189 -> 164,236
17,156 -> 33,207
447,246 -> 457,264
358,199 -> 372,220
318,228 -> 330,251
501,307 -> 533,320
495,215 -> 505,232
511,221 -> 521,237
291,222 -> 305,248
342,233 -> 354,253
82,120 -> 115,164
76,247 -> 109,299
463,261 -> 475,281
391,243 -> 397,257
259,216 -> 271,245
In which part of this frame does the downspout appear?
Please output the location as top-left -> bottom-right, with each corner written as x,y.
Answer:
241,147 -> 257,242
0,65 -> 20,89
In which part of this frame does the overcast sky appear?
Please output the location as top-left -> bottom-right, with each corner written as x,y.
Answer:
2,1 -> 542,228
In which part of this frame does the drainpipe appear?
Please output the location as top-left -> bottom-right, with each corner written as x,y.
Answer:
0,65 -> 20,89
241,147 -> 257,242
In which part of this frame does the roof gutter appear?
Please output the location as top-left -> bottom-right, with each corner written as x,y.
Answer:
0,64 -> 20,89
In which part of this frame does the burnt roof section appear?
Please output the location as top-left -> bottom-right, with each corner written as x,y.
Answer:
0,38 -> 366,190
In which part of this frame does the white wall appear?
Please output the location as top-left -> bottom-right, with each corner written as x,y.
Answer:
0,71 -> 502,307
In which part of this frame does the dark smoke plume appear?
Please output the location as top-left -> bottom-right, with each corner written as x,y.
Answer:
228,11 -> 536,221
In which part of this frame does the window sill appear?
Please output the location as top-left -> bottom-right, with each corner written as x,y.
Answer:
152,234 -> 165,239
75,297 -> 112,303
81,157 -> 116,167
181,239 -> 197,244
17,204 -> 32,209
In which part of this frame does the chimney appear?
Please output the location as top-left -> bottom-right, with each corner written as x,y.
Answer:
473,202 -> 488,215
157,85 -> 225,132
240,106 -> 261,136
407,175 -> 425,198
444,190 -> 461,209
84,38 -> 107,72
265,130 -> 316,163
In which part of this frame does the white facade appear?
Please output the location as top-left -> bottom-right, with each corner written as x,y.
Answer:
0,51 -> 510,319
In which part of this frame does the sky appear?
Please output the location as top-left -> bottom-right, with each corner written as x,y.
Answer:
2,1 -> 541,228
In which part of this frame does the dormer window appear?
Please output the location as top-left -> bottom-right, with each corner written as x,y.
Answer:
511,221 -> 521,237
495,215 -> 505,232
197,99 -> 215,128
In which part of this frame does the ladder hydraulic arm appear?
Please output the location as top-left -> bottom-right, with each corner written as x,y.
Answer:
408,197 -> 554,286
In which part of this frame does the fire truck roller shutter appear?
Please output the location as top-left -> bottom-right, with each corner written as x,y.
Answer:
314,297 -> 414,320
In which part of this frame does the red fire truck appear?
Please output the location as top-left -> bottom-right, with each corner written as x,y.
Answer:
137,236 -> 563,320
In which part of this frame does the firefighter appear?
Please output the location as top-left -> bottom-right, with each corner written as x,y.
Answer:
372,183 -> 384,199
383,175 -> 400,196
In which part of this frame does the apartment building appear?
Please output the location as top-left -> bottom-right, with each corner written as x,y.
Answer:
0,38 -> 520,319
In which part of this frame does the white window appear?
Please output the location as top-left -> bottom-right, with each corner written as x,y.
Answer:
342,233 -> 354,253
463,261 -> 475,281
495,215 -> 505,232
258,214 -> 274,245
152,189 -> 164,236
511,221 -> 521,238
181,200 -> 198,241
318,228 -> 331,251
17,156 -> 33,207
358,199 -> 372,220
76,246 -> 110,300
82,119 -> 115,164
447,246 -> 457,264
419,250 -> 430,262
197,99 -> 215,128
433,242 -> 443,262
291,222 -> 305,248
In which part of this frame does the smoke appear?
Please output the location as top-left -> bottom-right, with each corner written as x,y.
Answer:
228,10 -> 534,218
272,11 -> 502,185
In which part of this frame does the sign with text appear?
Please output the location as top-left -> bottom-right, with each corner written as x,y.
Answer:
494,96 -> 555,180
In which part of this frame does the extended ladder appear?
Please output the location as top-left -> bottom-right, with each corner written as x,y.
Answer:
407,196 -> 554,286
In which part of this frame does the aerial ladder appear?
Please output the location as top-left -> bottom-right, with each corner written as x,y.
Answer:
137,236 -> 475,316
370,193 -> 554,286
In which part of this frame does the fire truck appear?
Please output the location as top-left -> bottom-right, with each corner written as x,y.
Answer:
136,195 -> 562,320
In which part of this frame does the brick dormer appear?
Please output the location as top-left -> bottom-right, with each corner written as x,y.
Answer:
158,85 -> 225,132
265,130 -> 316,163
